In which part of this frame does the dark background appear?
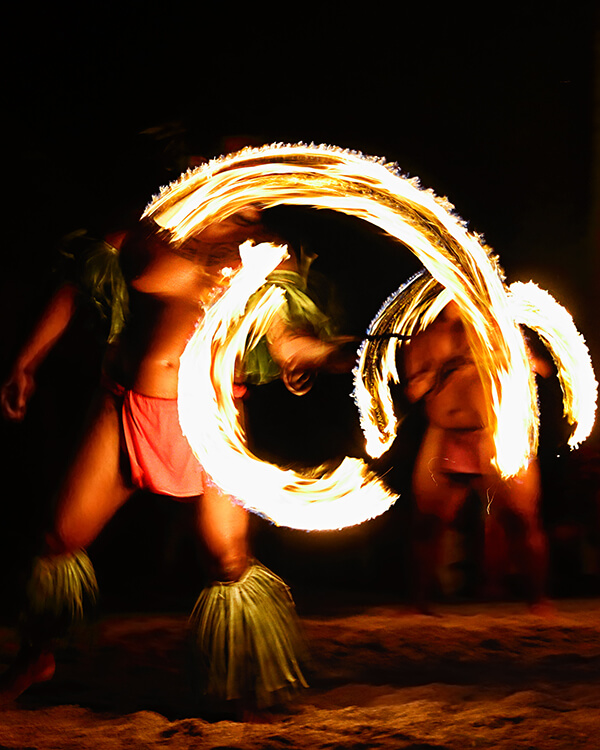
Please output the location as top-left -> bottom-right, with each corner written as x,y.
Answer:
0,1 -> 598,613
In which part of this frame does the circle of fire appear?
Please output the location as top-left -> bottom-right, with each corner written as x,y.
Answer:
144,143 -> 597,531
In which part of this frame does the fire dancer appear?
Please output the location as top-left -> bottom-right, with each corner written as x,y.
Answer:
0,206 -> 352,713
403,300 -> 549,612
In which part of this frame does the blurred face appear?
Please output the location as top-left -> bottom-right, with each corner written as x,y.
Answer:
193,206 -> 266,244
180,206 -> 287,276
403,302 -> 488,429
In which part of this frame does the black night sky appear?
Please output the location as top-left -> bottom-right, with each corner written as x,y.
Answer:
5,3 -> 598,277
1,1 -> 598,607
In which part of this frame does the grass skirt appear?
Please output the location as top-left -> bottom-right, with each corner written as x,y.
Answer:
190,560 -> 309,708
22,550 -> 98,643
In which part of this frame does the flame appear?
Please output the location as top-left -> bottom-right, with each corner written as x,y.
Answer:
178,241 -> 398,531
144,143 -> 597,528
354,270 -> 452,458
509,281 -> 597,448
354,268 -> 537,477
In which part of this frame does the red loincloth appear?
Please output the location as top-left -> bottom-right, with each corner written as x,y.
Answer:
121,390 -> 206,498
102,377 -> 246,498
437,428 -> 492,475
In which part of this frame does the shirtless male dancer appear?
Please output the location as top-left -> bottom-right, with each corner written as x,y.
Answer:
403,301 -> 549,612
0,205 -> 353,711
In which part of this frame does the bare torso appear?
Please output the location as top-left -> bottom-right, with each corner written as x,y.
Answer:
404,301 -> 488,431
104,210 -> 275,398
404,301 -> 493,476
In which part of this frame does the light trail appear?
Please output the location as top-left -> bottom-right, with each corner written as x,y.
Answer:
178,241 -> 398,530
509,281 -> 597,448
143,143 -> 596,529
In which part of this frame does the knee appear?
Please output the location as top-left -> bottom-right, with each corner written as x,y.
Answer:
208,550 -> 250,583
44,523 -> 86,556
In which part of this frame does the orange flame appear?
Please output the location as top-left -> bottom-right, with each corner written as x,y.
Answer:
145,143 -> 596,528
178,241 -> 398,530
509,281 -> 597,449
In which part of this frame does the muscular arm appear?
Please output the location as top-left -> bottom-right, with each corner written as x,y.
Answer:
1,284 -> 79,421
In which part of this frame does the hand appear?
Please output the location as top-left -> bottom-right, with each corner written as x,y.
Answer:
282,368 -> 315,396
280,336 -> 359,395
0,368 -> 35,421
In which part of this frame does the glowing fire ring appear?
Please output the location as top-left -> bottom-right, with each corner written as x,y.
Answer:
144,143 -> 596,530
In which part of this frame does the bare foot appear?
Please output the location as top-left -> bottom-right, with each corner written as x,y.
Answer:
0,649 -> 55,704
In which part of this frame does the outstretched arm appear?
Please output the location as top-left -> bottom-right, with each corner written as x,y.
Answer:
1,283 -> 80,421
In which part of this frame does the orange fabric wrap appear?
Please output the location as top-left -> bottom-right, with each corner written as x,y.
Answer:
122,390 -> 206,498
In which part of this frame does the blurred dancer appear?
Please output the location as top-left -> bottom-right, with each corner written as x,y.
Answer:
403,301 -> 549,612
0,205 -> 352,713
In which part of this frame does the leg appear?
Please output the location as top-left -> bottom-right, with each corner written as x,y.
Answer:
195,480 -> 250,582
411,427 -> 471,612
482,512 -> 510,599
30,389 -> 135,632
487,460 -> 549,608
1,391 -> 135,701
48,390 -> 135,554
191,480 -> 307,712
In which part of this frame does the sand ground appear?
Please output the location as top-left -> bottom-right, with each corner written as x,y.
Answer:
1,595 -> 599,749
